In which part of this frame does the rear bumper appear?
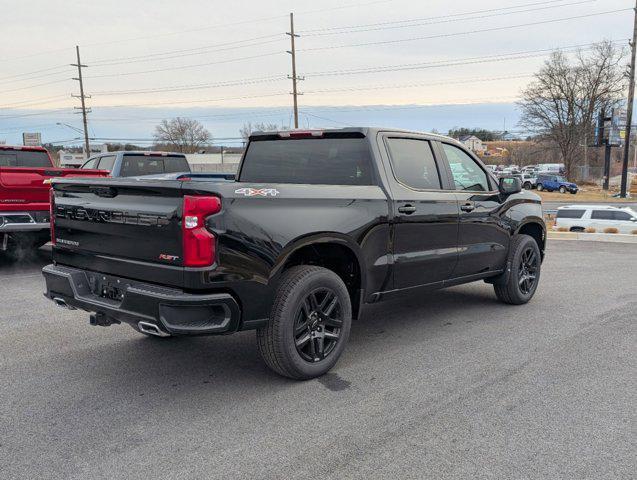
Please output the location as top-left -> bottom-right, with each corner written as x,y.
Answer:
42,264 -> 241,335
0,210 -> 50,232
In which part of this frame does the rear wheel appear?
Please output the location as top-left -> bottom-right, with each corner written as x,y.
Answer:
536,183 -> 544,191
523,182 -> 532,190
494,234 -> 541,305
559,186 -> 566,194
257,266 -> 351,380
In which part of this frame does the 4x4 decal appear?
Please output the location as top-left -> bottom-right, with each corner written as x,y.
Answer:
234,187 -> 280,197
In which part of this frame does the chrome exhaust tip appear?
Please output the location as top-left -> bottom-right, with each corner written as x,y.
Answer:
53,297 -> 76,310
138,321 -> 171,337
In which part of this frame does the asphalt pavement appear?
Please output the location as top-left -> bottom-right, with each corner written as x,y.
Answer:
0,241 -> 635,479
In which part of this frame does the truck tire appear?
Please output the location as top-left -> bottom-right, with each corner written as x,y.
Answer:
494,234 -> 541,305
257,265 -> 352,380
536,183 -> 544,191
523,182 -> 532,190
559,186 -> 566,194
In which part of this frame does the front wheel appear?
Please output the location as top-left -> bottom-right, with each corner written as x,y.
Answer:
494,234 -> 541,305
536,183 -> 544,191
257,266 -> 352,380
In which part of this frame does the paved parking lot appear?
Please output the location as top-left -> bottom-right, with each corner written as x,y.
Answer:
1,241 -> 635,479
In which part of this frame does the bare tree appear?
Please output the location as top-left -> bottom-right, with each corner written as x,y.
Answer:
518,41 -> 626,179
153,117 -> 212,153
240,122 -> 281,141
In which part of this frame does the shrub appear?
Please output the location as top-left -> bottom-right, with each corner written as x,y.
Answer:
557,227 -> 569,232
603,227 -> 619,234
584,227 -> 596,233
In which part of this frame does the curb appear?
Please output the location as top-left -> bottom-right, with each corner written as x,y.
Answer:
547,231 -> 637,244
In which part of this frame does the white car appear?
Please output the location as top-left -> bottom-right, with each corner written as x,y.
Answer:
554,205 -> 637,233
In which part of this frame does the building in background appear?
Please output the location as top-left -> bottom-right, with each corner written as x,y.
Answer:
458,135 -> 486,154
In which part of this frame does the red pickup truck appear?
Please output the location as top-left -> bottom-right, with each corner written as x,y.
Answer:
0,145 -> 108,253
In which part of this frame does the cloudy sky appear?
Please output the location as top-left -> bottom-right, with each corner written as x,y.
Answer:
0,0 -> 633,145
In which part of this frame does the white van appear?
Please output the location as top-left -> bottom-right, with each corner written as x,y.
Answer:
554,205 -> 637,233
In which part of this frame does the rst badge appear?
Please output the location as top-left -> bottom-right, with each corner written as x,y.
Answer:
234,187 -> 279,197
159,254 -> 179,262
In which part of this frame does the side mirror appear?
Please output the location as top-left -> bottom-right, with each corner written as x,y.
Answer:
499,176 -> 522,195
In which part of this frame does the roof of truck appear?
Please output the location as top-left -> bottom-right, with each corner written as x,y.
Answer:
0,145 -> 48,152
248,127 -> 457,143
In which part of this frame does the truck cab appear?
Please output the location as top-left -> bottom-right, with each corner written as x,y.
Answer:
81,151 -> 190,177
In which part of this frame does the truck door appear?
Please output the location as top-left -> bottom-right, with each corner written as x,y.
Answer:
437,142 -> 510,279
379,134 -> 459,290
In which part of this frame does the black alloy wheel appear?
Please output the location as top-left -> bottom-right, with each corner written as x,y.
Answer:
518,246 -> 539,295
293,288 -> 343,362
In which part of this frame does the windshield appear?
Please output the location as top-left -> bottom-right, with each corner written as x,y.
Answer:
556,176 -> 568,182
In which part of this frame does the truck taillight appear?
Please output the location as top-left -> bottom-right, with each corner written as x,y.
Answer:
182,195 -> 221,267
49,188 -> 56,246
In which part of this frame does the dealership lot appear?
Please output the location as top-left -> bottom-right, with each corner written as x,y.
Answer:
1,241 -> 635,479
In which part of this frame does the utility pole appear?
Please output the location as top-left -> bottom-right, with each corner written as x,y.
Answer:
620,1 -> 637,197
286,13 -> 303,129
71,45 -> 91,159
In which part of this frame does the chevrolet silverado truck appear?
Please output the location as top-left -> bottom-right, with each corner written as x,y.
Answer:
43,128 -> 545,379
80,150 -> 191,177
0,145 -> 108,253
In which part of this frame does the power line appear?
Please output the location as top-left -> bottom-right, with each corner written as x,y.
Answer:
0,95 -> 70,109
91,75 -> 287,96
0,108 -> 73,119
0,65 -> 68,83
0,77 -> 70,94
89,34 -> 284,67
303,40 -> 627,77
85,52 -> 283,79
299,0 -> 597,36
298,9 -> 632,52
94,92 -> 289,108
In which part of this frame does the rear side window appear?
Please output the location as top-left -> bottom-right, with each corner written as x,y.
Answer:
386,138 -> 441,190
0,150 -> 51,167
556,209 -> 585,219
239,138 -> 373,185
614,211 -> 633,221
592,210 -> 634,221
120,155 -> 189,177
591,210 -> 615,220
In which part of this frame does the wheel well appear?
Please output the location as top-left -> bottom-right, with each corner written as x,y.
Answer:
282,242 -> 363,319
518,222 -> 545,257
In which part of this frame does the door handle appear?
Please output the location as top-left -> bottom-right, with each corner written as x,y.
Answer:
397,204 -> 416,214
460,203 -> 475,212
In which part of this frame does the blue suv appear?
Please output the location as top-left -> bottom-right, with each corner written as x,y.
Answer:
536,174 -> 578,194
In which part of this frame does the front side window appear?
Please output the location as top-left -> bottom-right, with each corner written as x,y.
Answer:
386,138 -> 441,190
442,143 -> 490,192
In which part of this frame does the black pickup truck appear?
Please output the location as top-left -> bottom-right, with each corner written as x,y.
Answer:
43,128 -> 545,379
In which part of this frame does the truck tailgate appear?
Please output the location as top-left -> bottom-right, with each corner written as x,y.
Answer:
53,179 -> 184,272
